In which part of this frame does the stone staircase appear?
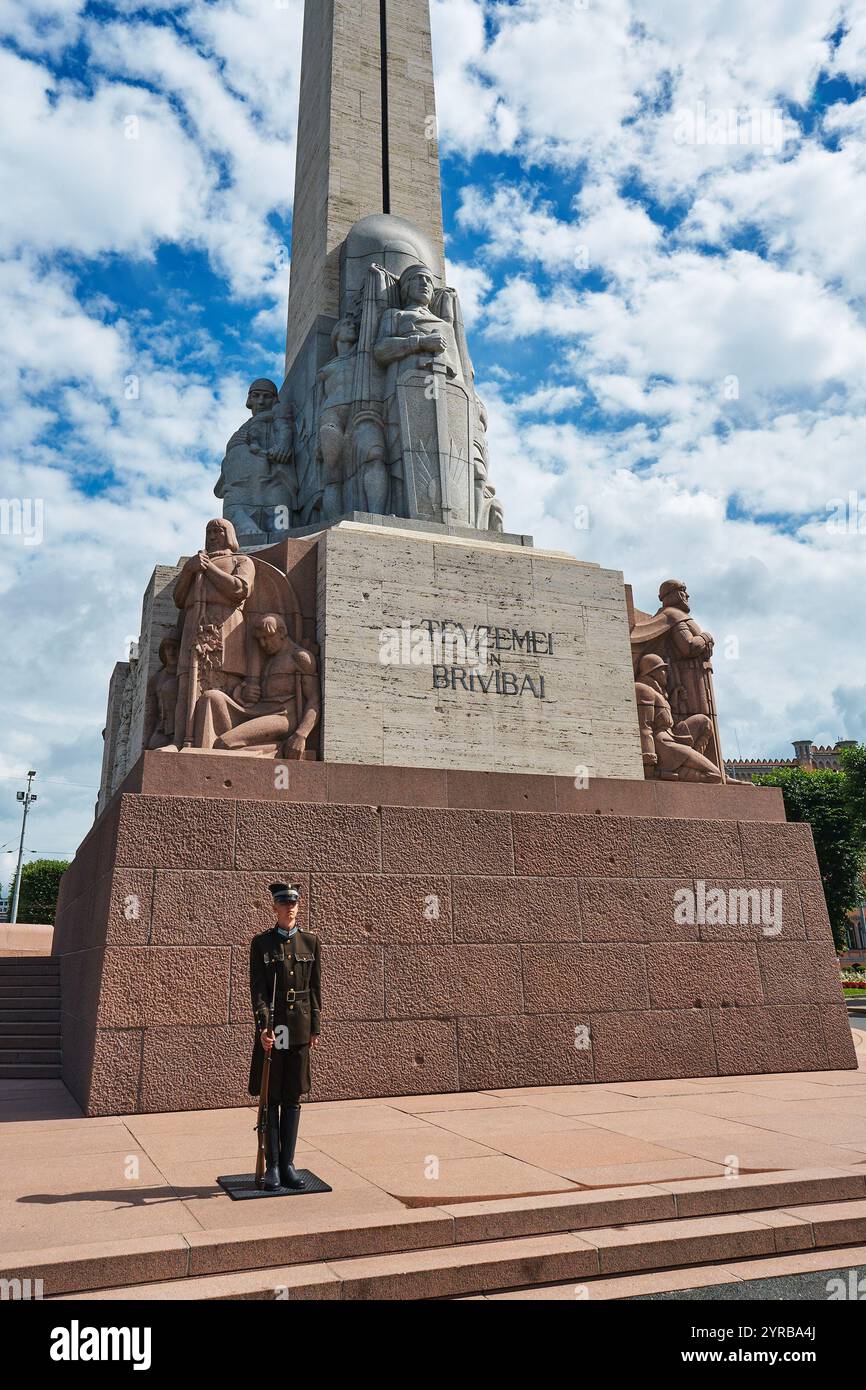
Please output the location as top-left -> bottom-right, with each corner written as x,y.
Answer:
17,1168 -> 865,1301
0,958 -> 61,1079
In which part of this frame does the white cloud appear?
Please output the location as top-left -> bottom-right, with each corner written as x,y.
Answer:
444,257 -> 493,328
483,242 -> 866,409
431,0 -> 518,156
458,185 -> 590,271
85,16 -> 297,299
0,49 -> 212,261
683,136 -> 866,302
0,0 -> 86,55
833,8 -> 866,81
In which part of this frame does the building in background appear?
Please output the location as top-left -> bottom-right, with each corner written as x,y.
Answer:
726,739 -> 858,783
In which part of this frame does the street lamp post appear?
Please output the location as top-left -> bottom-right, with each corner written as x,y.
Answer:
10,771 -> 37,926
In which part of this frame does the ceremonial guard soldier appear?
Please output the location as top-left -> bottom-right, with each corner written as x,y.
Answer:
249,883 -> 322,1191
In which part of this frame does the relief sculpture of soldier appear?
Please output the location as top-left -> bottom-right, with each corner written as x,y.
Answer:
249,883 -> 322,1192
473,395 -> 504,533
635,654 -> 722,784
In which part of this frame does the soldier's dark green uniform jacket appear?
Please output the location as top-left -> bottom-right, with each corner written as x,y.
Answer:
248,926 -> 322,1099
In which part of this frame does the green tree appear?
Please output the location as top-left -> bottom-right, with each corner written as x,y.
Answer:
754,762 -> 865,950
8,859 -> 70,925
839,743 -> 866,834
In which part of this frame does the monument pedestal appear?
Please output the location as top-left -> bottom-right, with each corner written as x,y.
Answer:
315,522 -> 646,777
53,754 -> 856,1116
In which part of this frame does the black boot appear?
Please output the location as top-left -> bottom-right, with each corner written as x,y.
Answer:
279,1105 -> 305,1190
263,1106 -> 282,1191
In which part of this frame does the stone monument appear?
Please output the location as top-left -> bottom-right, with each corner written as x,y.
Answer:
630,578 -> 725,780
54,0 -> 855,1116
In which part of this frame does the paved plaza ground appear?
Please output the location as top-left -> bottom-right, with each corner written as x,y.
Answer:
2,1026 -> 865,1299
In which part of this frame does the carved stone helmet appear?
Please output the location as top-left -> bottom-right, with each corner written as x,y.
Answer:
638,654 -> 669,681
246,378 -> 279,411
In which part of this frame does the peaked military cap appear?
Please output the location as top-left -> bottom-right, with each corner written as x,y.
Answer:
269,882 -> 301,904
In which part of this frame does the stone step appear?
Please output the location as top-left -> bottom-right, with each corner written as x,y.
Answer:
0,1020 -> 61,1036
0,1009 -> 60,1022
0,1063 -> 62,1079
0,967 -> 59,977
475,1243 -> 866,1300
0,1034 -> 61,1049
11,1169 -> 866,1299
0,1048 -> 61,1065
60,1202 -> 866,1301
0,959 -> 59,973
0,956 -> 58,967
45,1187 -> 866,1302
0,987 -> 60,998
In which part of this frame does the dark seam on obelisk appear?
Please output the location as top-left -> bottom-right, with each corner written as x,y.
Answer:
380,0 -> 390,213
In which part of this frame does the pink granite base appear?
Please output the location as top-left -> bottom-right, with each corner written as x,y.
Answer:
53,755 -> 856,1116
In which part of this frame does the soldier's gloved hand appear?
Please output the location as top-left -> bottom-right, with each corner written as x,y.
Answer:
261,1029 -> 276,1054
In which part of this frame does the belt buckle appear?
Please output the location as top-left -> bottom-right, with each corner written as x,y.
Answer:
286,988 -> 296,1009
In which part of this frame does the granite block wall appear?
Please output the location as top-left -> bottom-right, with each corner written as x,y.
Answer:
53,775 -> 856,1116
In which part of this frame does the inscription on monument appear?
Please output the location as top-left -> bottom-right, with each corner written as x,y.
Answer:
379,618 -> 554,700
432,666 -> 546,699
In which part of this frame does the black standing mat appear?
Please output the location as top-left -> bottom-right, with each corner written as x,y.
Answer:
216,1171 -> 332,1200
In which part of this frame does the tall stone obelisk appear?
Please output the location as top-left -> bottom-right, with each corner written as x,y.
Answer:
274,0 -> 504,536
286,0 -> 445,372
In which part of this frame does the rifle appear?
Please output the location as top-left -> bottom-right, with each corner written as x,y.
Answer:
254,965 -> 279,1189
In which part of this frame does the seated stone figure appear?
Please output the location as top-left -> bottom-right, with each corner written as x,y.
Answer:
635,654 -> 721,783
192,614 -> 320,758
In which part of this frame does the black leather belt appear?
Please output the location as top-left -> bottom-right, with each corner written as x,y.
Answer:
285,989 -> 310,1000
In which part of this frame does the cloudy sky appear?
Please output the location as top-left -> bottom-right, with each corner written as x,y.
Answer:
1,0 -> 866,876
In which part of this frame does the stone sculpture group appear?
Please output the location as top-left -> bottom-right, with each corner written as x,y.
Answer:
145,519 -> 320,759
215,232 -> 505,545
631,580 -> 724,783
